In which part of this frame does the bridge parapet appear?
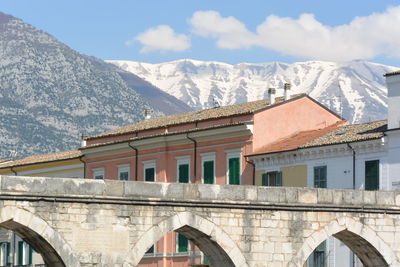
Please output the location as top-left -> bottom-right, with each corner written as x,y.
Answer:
0,175 -> 399,211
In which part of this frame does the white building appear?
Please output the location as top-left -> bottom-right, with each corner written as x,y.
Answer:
247,70 -> 400,266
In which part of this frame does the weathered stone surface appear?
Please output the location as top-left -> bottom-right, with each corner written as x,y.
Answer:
0,175 -> 399,267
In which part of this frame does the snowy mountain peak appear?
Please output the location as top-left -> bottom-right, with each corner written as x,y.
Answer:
108,59 -> 398,123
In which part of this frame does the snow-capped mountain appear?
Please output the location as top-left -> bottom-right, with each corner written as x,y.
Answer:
0,12 -> 190,158
109,59 -> 399,123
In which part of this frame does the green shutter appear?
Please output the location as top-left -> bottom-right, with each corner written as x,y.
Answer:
262,173 -> 268,186
28,246 -> 32,264
229,158 -> 240,185
365,160 -> 379,190
276,171 -> 282,186
203,161 -> 214,184
145,168 -> 155,182
18,241 -> 23,265
6,242 -> 10,264
179,164 -> 189,183
177,233 -> 188,252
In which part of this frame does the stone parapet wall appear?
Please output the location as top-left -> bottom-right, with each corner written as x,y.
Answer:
0,175 -> 400,209
0,175 -> 399,266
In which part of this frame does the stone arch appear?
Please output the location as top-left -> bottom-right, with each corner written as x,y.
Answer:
0,206 -> 80,267
289,216 -> 399,267
127,211 -> 248,267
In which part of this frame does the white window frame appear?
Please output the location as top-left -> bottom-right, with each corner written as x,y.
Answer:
225,149 -> 242,185
201,152 -> 216,184
176,156 -> 191,183
93,167 -> 104,180
143,160 -> 156,182
118,164 -> 130,181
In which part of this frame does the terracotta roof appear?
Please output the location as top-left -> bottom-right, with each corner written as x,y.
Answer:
248,120 -> 387,156
87,100 -> 269,140
82,121 -> 250,150
86,94 -> 309,140
0,150 -> 82,169
384,70 -> 400,77
249,121 -> 345,156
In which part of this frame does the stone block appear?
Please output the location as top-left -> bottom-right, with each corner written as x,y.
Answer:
297,189 -> 317,204
317,188 -> 333,203
376,191 -> 395,206
257,187 -> 286,203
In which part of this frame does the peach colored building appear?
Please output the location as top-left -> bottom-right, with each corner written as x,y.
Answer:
80,94 -> 343,266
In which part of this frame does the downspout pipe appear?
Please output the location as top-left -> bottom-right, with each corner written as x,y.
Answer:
186,135 -> 197,181
347,143 -> 356,189
128,143 -> 139,181
78,156 -> 86,178
10,167 -> 17,176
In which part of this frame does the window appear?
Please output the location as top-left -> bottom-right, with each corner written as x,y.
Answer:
18,241 -> 32,265
0,242 -> 10,266
314,166 -> 327,188
144,161 -> 156,182
313,241 -> 327,267
202,153 -> 215,184
93,168 -> 104,180
365,160 -> 379,190
262,171 -> 282,186
176,233 -> 189,253
227,150 -> 241,185
145,245 -> 155,255
177,157 -> 190,183
118,164 -> 130,181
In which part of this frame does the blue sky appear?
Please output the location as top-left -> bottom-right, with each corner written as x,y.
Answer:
2,0 -> 400,66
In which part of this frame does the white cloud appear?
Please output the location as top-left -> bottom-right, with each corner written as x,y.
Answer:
189,7 -> 400,61
190,10 -> 256,49
132,25 -> 190,53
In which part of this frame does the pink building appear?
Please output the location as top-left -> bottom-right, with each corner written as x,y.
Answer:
81,94 -> 343,266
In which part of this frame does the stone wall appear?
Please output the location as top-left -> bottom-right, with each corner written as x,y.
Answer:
0,175 -> 399,266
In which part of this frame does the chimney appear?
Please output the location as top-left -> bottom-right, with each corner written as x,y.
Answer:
284,83 -> 291,101
385,71 -> 400,129
144,108 -> 152,120
268,88 -> 276,104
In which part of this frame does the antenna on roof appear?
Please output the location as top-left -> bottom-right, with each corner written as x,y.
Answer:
211,96 -> 220,108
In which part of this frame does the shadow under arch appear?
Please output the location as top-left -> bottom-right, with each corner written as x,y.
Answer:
127,211 -> 248,267
289,217 -> 399,267
0,206 -> 80,267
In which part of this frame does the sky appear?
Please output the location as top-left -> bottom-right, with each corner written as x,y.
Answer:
2,0 -> 400,66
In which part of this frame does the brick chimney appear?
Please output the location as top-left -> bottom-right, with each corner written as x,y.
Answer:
268,88 -> 276,104
385,71 -> 400,129
144,108 -> 152,120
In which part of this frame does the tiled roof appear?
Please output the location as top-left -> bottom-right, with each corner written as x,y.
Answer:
302,120 -> 386,148
82,121 -> 250,150
0,150 -> 82,169
249,121 -> 345,156
87,100 -> 270,140
87,94 -> 308,140
384,70 -> 400,77
248,120 -> 387,156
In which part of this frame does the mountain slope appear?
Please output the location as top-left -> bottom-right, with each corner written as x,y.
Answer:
0,12 -> 190,159
109,59 -> 398,123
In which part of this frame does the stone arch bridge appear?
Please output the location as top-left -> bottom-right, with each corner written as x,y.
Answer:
0,175 -> 400,267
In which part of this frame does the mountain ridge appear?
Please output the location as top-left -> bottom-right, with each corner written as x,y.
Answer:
108,59 -> 399,123
0,12 -> 190,159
